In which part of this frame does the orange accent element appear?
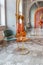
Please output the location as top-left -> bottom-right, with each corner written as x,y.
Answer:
17,23 -> 24,33
16,15 -> 26,42
16,37 -> 30,42
34,7 -> 43,28
39,20 -> 43,28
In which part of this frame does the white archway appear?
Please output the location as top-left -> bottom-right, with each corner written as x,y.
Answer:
29,0 -> 43,28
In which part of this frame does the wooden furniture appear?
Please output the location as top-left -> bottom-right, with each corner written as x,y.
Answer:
0,31 -> 4,41
0,31 -> 4,46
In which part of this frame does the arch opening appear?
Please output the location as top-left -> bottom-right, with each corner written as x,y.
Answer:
29,1 -> 43,28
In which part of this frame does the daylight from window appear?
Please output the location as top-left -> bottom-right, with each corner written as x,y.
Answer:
0,0 -> 5,26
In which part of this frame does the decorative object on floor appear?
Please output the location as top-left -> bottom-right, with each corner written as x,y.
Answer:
16,14 -> 30,54
16,14 -> 26,41
15,0 -> 30,55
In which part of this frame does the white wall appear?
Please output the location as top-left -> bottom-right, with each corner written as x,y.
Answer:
0,0 -> 5,26
6,0 -> 16,34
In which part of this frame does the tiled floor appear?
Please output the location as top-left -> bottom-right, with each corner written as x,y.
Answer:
0,29 -> 43,65
0,38 -> 43,65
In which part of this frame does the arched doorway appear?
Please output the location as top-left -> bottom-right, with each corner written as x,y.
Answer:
29,1 -> 43,28
35,7 -> 43,28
